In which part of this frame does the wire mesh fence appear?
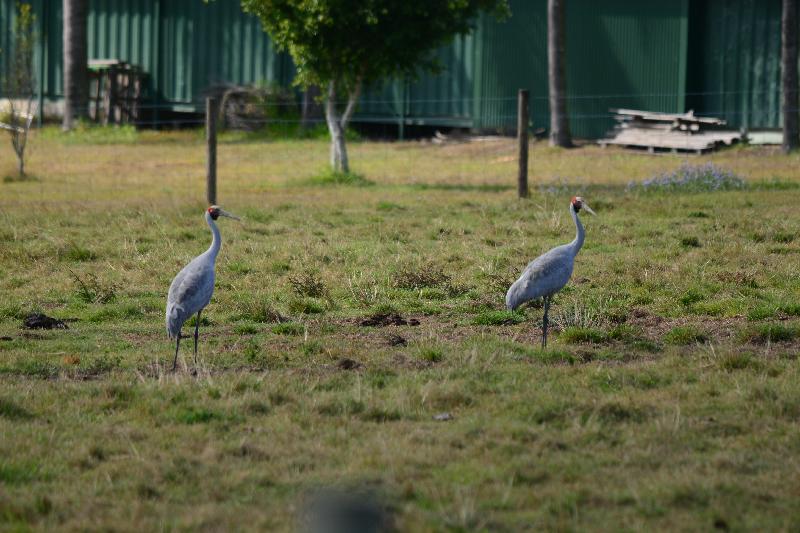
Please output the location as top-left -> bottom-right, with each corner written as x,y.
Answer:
0,91 -> 791,210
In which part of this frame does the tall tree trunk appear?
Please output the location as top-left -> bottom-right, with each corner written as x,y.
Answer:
324,82 -> 346,172
324,79 -> 361,173
782,0 -> 799,152
63,0 -> 89,131
548,0 -> 572,148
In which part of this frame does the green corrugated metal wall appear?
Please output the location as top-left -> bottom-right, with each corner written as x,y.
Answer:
564,0 -> 689,138
686,0 -> 783,129
0,0 -> 792,136
0,0 -> 291,110
360,0 -> 689,138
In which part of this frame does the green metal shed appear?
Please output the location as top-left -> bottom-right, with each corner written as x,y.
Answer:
0,0 -> 793,137
1,0 -> 293,116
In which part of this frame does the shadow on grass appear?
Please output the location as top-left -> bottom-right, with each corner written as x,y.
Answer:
306,170 -> 374,187
409,182 -> 513,193
3,174 -> 39,183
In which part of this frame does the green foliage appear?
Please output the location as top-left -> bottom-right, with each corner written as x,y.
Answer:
61,244 -> 97,262
739,324 -> 799,344
473,310 -> 525,326
416,345 -> 444,362
663,326 -> 707,345
234,299 -> 285,323
240,0 -> 509,89
557,324 -> 638,345
718,352 -> 759,372
239,0 -> 508,170
679,288 -> 704,306
559,327 -> 607,344
779,303 -> 800,316
271,322 -> 305,336
747,304 -> 777,321
234,322 -> 259,335
4,131 -> 800,531
287,297 -> 325,315
0,398 -> 33,420
2,2 -> 37,177
39,123 -> 139,145
392,261 -> 452,291
287,270 -> 328,297
5,3 -> 36,95
307,169 -> 372,186
71,271 -> 117,304
680,236 -> 701,248
173,407 -> 220,424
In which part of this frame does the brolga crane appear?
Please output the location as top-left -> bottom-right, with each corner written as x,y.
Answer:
166,205 -> 240,370
506,196 -> 595,348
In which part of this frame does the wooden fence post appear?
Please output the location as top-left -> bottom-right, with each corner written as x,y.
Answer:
206,97 -> 217,205
517,89 -> 530,198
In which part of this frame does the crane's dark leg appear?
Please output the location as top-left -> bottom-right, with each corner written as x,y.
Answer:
194,310 -> 202,367
171,335 -> 181,371
541,296 -> 551,349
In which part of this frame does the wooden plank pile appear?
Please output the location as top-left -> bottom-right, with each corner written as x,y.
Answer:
88,59 -> 146,126
598,108 -> 742,154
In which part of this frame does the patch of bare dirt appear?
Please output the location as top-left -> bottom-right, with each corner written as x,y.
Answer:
628,307 -> 746,342
336,358 -> 361,370
386,334 -> 407,347
359,313 -> 420,327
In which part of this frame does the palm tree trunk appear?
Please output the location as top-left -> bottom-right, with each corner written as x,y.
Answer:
782,0 -> 799,152
63,0 -> 89,131
548,0 -> 572,147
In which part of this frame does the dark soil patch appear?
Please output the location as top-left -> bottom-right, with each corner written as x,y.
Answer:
337,358 -> 361,370
0,336 -> 12,341
22,313 -> 68,330
387,334 -> 407,346
360,313 -> 420,327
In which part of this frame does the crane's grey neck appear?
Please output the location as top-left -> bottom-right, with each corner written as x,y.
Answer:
569,203 -> 584,256
205,211 -> 221,260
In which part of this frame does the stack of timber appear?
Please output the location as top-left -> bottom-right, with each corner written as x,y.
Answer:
88,59 -> 146,126
598,108 -> 742,154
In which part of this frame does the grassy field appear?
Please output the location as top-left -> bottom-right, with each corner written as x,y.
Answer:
1,129 -> 800,531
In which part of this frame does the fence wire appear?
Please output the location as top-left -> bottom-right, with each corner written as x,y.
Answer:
0,91 -> 791,211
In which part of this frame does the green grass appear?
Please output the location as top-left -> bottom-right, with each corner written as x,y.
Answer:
2,132 -> 800,530
307,169 -> 373,186
738,323 -> 799,344
663,326 -> 708,345
472,309 -> 525,325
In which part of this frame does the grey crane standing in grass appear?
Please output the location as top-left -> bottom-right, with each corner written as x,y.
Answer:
166,205 -> 240,370
506,196 -> 595,348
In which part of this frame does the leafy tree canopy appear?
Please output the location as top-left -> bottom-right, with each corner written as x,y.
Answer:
241,0 -> 509,91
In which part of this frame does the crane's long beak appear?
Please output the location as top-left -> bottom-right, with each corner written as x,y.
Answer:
219,209 -> 241,221
582,204 -> 596,216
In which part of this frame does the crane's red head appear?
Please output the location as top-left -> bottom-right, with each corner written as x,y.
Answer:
206,205 -> 241,221
570,196 -> 596,215
207,205 -> 222,220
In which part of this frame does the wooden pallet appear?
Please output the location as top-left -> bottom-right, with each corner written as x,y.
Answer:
599,108 -> 741,154
599,129 -> 741,154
